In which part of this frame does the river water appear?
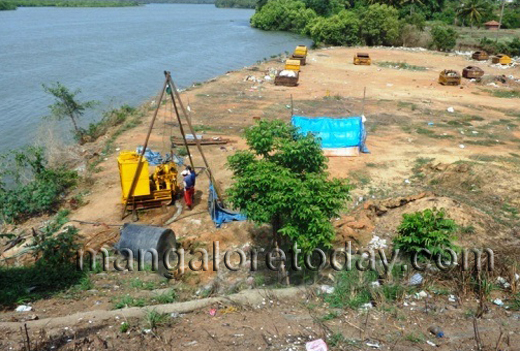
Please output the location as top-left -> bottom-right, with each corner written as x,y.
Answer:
0,5 -> 311,149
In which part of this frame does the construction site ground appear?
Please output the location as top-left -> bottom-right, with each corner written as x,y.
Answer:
2,47 -> 520,350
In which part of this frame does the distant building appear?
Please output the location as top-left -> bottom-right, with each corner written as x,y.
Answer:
484,20 -> 500,30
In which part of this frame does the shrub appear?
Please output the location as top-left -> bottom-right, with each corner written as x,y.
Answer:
305,10 -> 360,46
502,9 -> 520,29
360,4 -> 400,46
81,104 -> 137,143
250,0 -> 317,32
430,23 -> 458,51
0,147 -> 77,223
393,208 -> 459,260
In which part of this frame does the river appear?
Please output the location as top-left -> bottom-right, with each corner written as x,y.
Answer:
0,4 -> 311,149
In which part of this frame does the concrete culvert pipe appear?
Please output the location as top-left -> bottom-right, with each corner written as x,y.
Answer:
114,223 -> 176,278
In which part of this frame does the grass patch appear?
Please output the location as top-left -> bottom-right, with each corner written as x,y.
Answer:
483,89 -> 520,99
130,278 -> 159,290
416,127 -> 454,139
348,170 -> 371,186
144,309 -> 170,330
376,61 -> 427,71
405,332 -> 426,343
152,289 -> 177,304
113,295 -> 146,309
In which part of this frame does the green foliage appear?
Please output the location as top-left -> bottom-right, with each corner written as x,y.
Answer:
375,61 -> 427,71
393,208 -> 459,259
120,322 -> 130,333
305,10 -> 361,45
0,224 -> 84,308
456,0 -> 492,27
153,289 -> 178,304
250,0 -> 317,32
4,0 -> 139,8
430,22 -> 458,51
227,120 -> 351,254
82,104 -> 137,142
360,4 -> 400,46
303,0 -> 345,16
113,295 -> 147,309
42,82 -> 98,143
0,0 -> 17,9
325,270 -> 378,308
144,309 -> 170,330
215,0 -> 255,8
502,8 -> 520,29
479,37 -> 520,57
0,147 -> 77,223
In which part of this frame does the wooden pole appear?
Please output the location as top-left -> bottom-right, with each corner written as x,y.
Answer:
361,87 -> 366,116
121,77 -> 168,219
290,94 -> 294,117
165,77 -> 194,169
165,72 -> 225,203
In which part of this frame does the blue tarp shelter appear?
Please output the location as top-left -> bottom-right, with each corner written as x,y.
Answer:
208,183 -> 247,228
291,116 -> 369,154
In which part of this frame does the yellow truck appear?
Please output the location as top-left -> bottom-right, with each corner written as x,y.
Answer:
284,59 -> 301,72
118,151 -> 180,210
291,45 -> 308,65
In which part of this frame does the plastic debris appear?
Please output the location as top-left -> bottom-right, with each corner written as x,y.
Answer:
447,107 -> 455,113
459,144 -> 465,149
448,295 -> 457,303
497,276 -> 511,289
367,236 -> 388,250
428,122 -> 434,126
306,339 -> 328,351
320,285 -> 335,294
408,273 -> 424,286
209,308 -> 217,316
371,281 -> 381,288
366,341 -> 381,349
426,340 -> 437,347
415,291 -> 428,299
15,305 -> 32,312
360,302 -> 373,310
493,298 -> 504,307
404,179 -> 411,184
428,326 -> 445,338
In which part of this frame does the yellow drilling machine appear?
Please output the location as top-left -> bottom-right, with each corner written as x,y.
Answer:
118,151 -> 180,210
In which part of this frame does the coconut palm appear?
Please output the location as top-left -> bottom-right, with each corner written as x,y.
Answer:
457,0 -> 487,27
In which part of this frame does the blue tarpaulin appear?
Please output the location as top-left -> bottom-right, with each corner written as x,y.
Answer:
136,147 -> 184,166
291,116 -> 369,153
208,182 -> 247,228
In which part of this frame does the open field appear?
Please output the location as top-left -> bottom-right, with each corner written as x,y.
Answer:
2,46 -> 520,350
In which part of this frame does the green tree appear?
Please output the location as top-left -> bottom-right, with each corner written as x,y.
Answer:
305,10 -> 361,45
250,0 -> 317,32
226,120 -> 351,278
456,0 -> 488,27
361,4 -> 400,46
42,82 -> 97,143
430,22 -> 458,51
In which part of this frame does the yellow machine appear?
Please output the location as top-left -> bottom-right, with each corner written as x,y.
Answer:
354,53 -> 371,65
118,151 -> 180,209
291,45 -> 308,65
492,54 -> 512,65
284,59 -> 301,72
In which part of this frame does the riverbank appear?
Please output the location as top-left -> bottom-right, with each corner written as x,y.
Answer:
1,0 -> 139,9
2,46 -> 520,349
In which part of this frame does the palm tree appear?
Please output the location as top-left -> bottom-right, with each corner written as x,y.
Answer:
457,0 -> 487,27
401,0 -> 424,15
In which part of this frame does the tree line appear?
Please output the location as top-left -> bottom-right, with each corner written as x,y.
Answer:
215,0 -> 255,8
0,0 -> 140,9
251,0 -> 520,50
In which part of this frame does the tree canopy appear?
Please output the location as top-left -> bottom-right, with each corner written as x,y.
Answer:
226,120 -> 352,254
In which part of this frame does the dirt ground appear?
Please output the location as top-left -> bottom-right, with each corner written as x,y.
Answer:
2,47 -> 520,350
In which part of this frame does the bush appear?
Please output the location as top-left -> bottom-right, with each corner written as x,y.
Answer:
393,208 -> 459,259
0,224 -> 84,308
430,22 -> 458,51
502,9 -> 520,29
360,4 -> 400,46
480,37 -> 520,57
0,147 -> 77,223
81,104 -> 137,143
305,10 -> 360,45
250,0 -> 317,32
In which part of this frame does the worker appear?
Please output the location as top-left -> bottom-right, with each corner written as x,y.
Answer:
181,170 -> 195,210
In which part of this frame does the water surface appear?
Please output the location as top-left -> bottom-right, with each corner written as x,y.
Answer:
0,5 -> 311,149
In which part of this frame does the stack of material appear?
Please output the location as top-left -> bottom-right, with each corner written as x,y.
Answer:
462,66 -> 485,79
472,51 -> 489,61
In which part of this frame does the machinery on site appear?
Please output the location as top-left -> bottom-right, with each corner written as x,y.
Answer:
291,45 -> 308,65
120,71 -> 224,220
438,69 -> 461,86
354,53 -> 371,65
118,151 -> 180,210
